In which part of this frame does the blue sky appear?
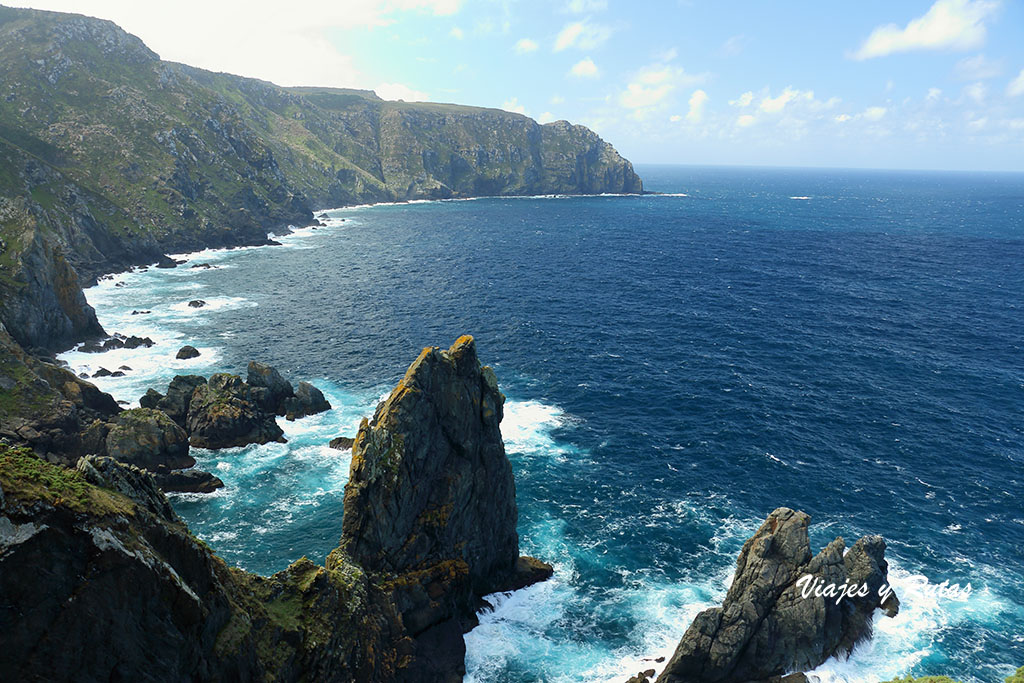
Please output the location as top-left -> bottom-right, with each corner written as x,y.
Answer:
17,0 -> 1024,170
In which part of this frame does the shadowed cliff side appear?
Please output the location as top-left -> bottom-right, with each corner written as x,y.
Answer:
340,335 -> 553,680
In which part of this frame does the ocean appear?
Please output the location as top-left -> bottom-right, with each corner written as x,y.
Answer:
58,165 -> 1024,682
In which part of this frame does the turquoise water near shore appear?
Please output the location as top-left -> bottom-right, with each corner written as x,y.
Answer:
60,166 -> 1024,682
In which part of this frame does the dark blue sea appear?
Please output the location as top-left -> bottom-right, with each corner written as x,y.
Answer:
60,166 -> 1024,682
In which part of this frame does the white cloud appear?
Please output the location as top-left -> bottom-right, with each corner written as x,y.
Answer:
617,61 -> 708,117
759,87 -> 813,113
954,54 -> 1002,79
1007,69 -> 1024,96
686,89 -> 709,122
719,34 -> 745,57
449,26 -> 464,39
852,0 -> 1000,60
669,114 -> 683,122
565,0 -> 608,12
569,57 -> 600,78
620,81 -> 671,109
515,38 -> 539,53
554,20 -> 611,51
502,97 -> 527,115
376,82 -> 429,101
835,114 -> 853,123
13,0 -> 465,89
737,114 -> 757,127
927,87 -> 944,101
538,111 -> 556,123
863,106 -> 887,121
550,95 -> 566,104
730,91 -> 754,107
964,81 -> 987,102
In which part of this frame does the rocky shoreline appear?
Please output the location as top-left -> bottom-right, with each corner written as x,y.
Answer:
1,336 -> 553,680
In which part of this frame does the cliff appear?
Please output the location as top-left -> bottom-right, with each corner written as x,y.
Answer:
0,336 -> 550,680
0,4 -> 641,351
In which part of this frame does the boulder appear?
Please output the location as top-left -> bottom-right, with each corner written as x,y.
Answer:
328,436 -> 355,450
155,254 -> 179,269
78,334 -> 154,353
246,360 -> 293,415
283,381 -> 330,420
151,375 -> 207,427
656,508 -> 899,683
176,345 -> 201,360
187,300 -> 206,308
186,373 -> 284,449
139,388 -> 163,409
153,468 -> 225,494
104,408 -> 194,471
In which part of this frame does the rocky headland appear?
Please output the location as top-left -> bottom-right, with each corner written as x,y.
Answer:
0,5 -> 642,356
0,336 -> 551,680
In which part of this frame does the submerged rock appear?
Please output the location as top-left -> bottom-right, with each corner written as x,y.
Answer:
186,373 -> 284,449
154,254 -> 179,268
656,508 -> 899,683
187,299 -> 206,308
79,333 -> 155,353
175,345 -> 201,360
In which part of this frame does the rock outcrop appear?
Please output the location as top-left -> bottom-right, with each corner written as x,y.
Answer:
186,373 -> 285,449
284,380 -> 331,420
341,335 -> 553,679
104,407 -> 194,471
0,325 -> 119,459
0,337 -> 550,680
656,508 -> 899,683
0,445 -> 406,681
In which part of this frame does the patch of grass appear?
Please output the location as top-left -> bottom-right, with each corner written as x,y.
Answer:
0,443 -> 135,516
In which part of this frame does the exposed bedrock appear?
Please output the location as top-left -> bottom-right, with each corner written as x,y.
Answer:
340,335 -> 553,679
655,507 -> 899,683
0,336 -> 550,681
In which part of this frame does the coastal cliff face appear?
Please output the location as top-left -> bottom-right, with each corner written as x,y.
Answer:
0,5 -> 641,351
0,337 -> 550,681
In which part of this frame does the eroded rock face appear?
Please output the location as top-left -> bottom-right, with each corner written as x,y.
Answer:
0,445 -> 406,682
340,335 -> 552,679
656,508 -> 899,683
247,360 -> 294,415
186,373 -> 285,449
104,407 -> 194,471
284,381 -> 331,420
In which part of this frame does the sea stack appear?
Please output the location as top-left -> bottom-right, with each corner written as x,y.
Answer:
339,335 -> 553,678
656,508 -> 899,683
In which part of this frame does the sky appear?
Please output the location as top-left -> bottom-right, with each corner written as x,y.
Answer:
12,0 -> 1024,171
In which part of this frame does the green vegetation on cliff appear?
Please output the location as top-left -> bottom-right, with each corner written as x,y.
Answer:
0,4 -> 641,351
